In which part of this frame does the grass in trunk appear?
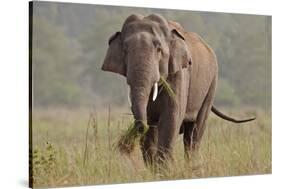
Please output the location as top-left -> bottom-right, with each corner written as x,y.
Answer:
117,76 -> 176,155
117,120 -> 148,154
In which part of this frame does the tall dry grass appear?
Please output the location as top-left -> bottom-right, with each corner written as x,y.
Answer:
31,107 -> 271,188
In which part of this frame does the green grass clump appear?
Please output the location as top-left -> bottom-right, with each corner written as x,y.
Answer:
32,142 -> 57,184
117,120 -> 149,155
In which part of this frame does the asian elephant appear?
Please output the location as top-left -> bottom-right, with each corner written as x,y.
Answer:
101,14 -> 255,166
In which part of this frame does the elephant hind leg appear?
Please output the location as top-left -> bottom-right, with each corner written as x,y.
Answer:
140,126 -> 158,167
183,121 -> 197,159
194,76 -> 217,143
183,77 -> 217,158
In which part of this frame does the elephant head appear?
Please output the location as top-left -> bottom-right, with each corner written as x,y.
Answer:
102,14 -> 192,129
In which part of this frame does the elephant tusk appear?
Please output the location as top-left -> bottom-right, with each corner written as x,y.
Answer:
127,85 -> 132,107
152,82 -> 158,101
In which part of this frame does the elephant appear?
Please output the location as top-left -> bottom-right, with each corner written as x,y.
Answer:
101,14 -> 255,166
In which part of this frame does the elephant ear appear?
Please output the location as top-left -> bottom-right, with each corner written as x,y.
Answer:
168,29 -> 192,74
101,32 -> 126,76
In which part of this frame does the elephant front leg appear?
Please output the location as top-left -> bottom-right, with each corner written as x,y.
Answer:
156,110 -> 179,166
140,126 -> 158,167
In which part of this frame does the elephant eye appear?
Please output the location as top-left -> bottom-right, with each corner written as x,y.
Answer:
153,40 -> 161,48
157,47 -> 161,53
153,40 -> 162,55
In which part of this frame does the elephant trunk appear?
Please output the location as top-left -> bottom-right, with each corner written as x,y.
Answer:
128,81 -> 154,132
130,86 -> 149,120
126,47 -> 160,132
130,87 -> 149,133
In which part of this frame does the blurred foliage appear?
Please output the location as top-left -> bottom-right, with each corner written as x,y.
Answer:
214,79 -> 240,107
32,8 -> 83,107
31,2 -> 271,110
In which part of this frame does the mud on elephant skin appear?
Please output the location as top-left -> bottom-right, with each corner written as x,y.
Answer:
101,14 -> 255,166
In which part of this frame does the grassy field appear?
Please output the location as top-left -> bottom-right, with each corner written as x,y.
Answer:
30,107 -> 271,188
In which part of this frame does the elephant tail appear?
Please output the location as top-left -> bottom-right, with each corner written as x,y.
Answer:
211,106 -> 256,123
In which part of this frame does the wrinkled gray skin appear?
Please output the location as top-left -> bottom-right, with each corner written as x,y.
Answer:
102,14 -> 253,166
